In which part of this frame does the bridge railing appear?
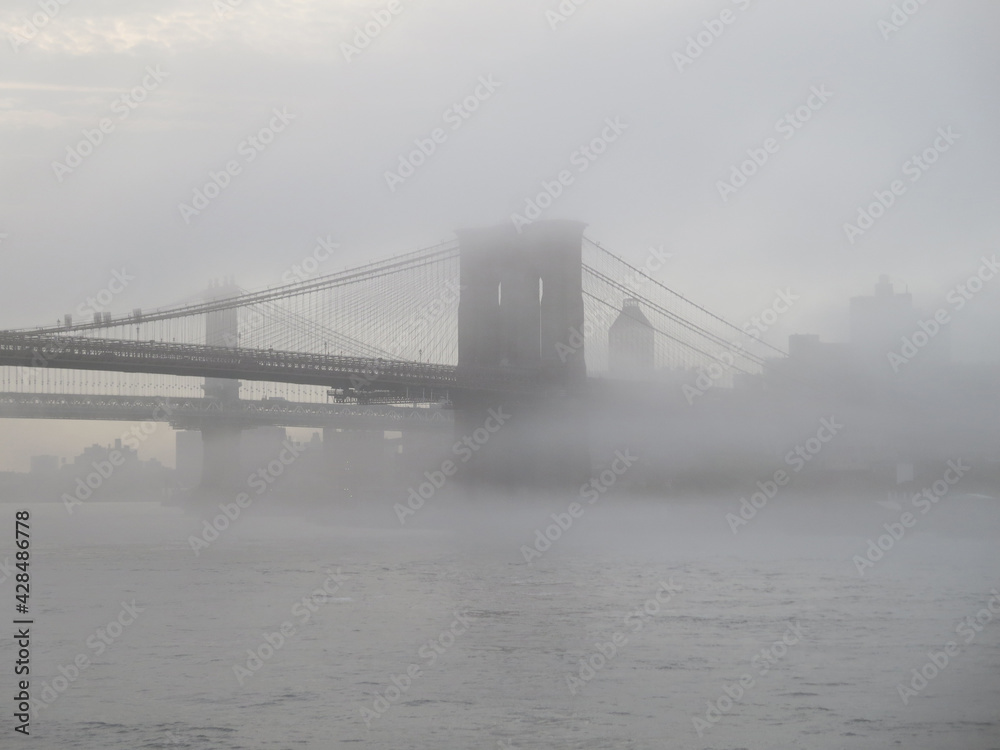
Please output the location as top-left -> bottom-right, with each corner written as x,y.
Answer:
0,332 -> 547,396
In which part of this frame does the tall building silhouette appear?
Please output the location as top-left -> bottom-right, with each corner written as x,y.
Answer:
850,275 -> 950,370
609,298 -> 654,378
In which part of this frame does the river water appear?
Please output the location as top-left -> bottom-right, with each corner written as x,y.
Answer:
2,494 -> 998,749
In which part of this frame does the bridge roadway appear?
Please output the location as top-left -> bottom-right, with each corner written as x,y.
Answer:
0,332 -> 548,397
0,392 -> 452,431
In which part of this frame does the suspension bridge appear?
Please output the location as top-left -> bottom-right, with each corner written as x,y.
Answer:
0,220 -> 786,493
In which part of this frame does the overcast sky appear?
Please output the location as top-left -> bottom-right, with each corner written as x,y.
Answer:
1,0 -> 998,467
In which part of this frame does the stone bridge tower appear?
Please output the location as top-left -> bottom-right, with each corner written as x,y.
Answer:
454,220 -> 590,491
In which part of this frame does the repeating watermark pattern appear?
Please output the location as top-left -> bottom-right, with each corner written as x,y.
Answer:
545,0 -> 591,31
51,66 -> 169,183
233,568 -> 348,685
26,600 -> 144,718
878,0 -> 933,41
360,610 -> 472,727
672,0 -> 755,73
384,75 -> 502,193
7,0 -> 72,52
187,439 -> 307,555
509,117 -> 628,233
692,620 -> 806,737
395,407 -> 511,524
726,417 -> 843,534
177,107 -> 296,224
843,127 -> 960,245
853,459 -> 970,576
716,86 -> 833,203
683,289 -> 799,404
341,0 -> 404,63
888,255 -> 999,373
565,579 -> 683,694
520,450 -> 637,562
63,398 -> 176,513
280,235 -> 339,284
896,588 -> 999,705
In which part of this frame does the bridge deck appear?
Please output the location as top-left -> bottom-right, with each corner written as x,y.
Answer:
0,392 -> 453,430
0,333 -> 543,397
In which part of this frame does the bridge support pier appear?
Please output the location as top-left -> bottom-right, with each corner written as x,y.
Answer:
322,427 -> 390,500
199,425 -> 244,491
454,220 -> 590,493
198,279 -> 244,495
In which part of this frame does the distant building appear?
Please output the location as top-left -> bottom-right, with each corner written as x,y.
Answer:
241,427 -> 289,474
609,298 -> 655,378
70,439 -> 138,471
850,275 -> 950,370
46,438 -> 171,503
30,455 -> 58,475
769,276 -> 952,386
175,431 -> 203,489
